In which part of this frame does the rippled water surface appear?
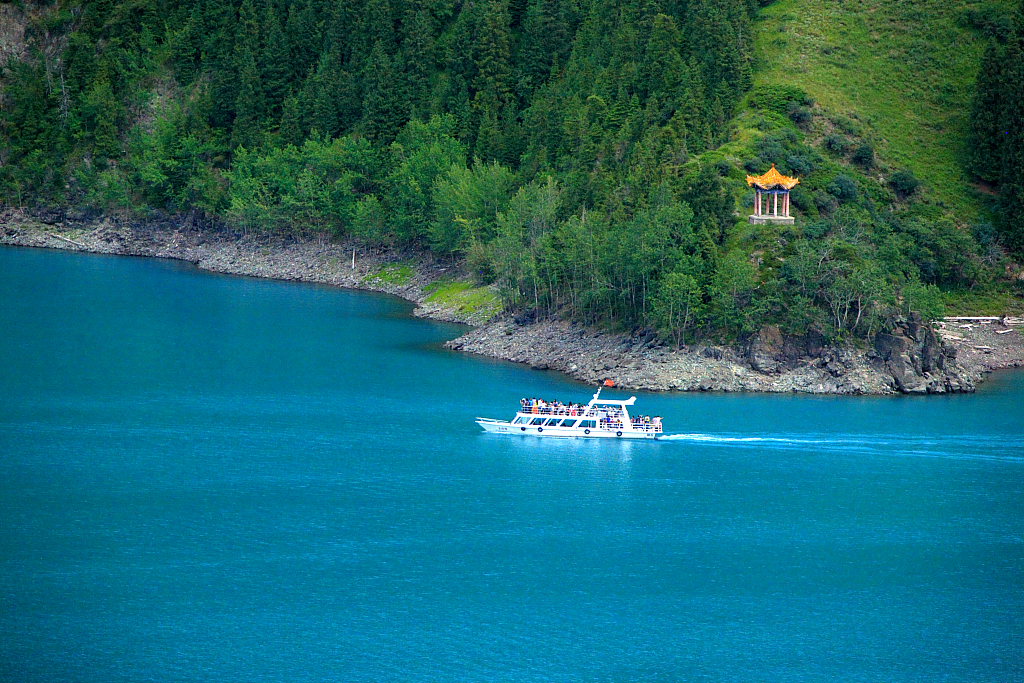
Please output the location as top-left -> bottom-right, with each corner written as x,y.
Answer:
2,246 -> 1023,681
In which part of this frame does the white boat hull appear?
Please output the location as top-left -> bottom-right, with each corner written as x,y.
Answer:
476,418 -> 661,440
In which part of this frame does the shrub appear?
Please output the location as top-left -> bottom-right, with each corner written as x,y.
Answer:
852,143 -> 875,168
803,220 -> 830,239
789,185 -> 816,215
889,169 -> 921,198
959,5 -> 1014,40
827,174 -> 859,202
831,115 -> 862,136
785,154 -> 813,176
824,133 -> 849,154
972,221 -> 999,248
902,281 -> 945,322
748,84 -> 814,116
815,192 -> 838,214
786,102 -> 813,128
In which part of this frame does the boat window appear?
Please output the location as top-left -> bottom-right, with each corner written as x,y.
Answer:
512,417 -> 523,425
561,419 -> 579,427
579,420 -> 596,429
544,418 -> 560,426
530,417 -> 546,425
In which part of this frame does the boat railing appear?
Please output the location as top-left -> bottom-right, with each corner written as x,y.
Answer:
518,406 -> 591,416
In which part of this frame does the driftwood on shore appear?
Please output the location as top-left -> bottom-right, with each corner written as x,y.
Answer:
48,233 -> 86,248
944,316 -> 1002,321
942,316 -> 1024,326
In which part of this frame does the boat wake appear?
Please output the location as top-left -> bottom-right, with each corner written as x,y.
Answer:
659,432 -> 1023,462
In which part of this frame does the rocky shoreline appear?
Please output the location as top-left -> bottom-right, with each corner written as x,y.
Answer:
3,208 -> 1022,395
0,208 -> 492,326
449,315 -> 1024,395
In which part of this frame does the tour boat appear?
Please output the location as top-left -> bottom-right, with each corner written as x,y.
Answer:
476,385 -> 663,439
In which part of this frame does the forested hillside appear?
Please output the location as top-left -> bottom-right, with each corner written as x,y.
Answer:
1,0 -> 1021,343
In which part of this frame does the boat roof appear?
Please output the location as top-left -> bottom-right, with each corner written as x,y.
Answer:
591,396 -> 636,406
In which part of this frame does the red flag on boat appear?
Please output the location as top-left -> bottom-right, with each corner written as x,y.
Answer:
603,379 -> 615,387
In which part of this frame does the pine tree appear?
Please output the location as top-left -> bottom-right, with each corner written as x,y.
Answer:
471,0 -> 514,158
353,0 -> 396,67
262,3 -> 291,119
279,94 -> 305,146
685,164 -> 734,246
361,42 -> 408,142
322,1 -> 357,66
167,5 -> 201,84
641,14 -> 686,103
474,0 -> 514,103
307,57 -> 338,137
199,0 -> 238,129
232,45 -> 265,148
969,40 -> 1006,183
286,0 -> 322,83
996,7 -> 1024,252
401,2 -> 436,119
517,0 -> 554,94
83,76 -> 121,160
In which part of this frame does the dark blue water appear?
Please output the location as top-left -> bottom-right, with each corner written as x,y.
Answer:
2,246 -> 1023,682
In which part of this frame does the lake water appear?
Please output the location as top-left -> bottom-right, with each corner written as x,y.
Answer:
1,246 -> 1022,682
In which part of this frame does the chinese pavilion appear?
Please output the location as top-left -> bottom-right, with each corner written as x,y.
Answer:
746,164 -> 799,224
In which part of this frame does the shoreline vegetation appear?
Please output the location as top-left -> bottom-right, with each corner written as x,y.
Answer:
4,209 -> 1022,396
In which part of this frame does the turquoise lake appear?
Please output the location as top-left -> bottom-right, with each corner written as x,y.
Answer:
1,245 -> 1023,681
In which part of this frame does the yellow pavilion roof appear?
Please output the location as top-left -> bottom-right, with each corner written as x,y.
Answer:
746,164 -> 800,190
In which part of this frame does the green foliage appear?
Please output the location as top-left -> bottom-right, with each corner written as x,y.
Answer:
352,195 -> 391,243
81,77 -> 122,161
902,281 -> 946,321
227,136 -> 382,234
383,115 -> 467,242
430,161 -> 515,255
968,2 -> 1024,254
851,143 -> 874,168
748,84 -> 813,116
827,175 -> 858,203
652,270 -> 704,345
824,133 -> 850,154
890,169 -> 921,198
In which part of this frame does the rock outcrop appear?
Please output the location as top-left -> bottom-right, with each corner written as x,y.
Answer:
872,314 -> 970,393
448,315 -> 992,395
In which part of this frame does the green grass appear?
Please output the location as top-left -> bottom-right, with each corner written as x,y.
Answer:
424,279 -> 503,319
752,0 -> 1006,219
943,285 -> 1024,316
364,263 -> 414,286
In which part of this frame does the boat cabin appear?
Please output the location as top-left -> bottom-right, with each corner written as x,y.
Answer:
514,393 -> 662,434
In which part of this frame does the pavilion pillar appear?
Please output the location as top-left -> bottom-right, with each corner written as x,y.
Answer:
774,192 -> 778,216
755,191 -> 761,216
784,192 -> 789,217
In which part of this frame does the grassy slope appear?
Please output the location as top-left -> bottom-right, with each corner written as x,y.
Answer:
695,0 -> 1024,315
752,0 -> 1003,220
